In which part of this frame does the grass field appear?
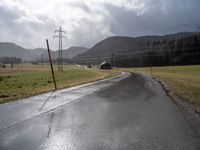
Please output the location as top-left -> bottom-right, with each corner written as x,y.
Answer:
120,65 -> 200,106
0,64 -> 119,104
2,64 -> 199,106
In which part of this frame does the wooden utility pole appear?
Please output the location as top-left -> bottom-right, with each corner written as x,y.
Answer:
46,39 -> 57,90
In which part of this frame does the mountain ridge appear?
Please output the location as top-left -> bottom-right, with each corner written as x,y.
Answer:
0,42 -> 88,61
78,32 -> 200,58
74,31 -> 200,67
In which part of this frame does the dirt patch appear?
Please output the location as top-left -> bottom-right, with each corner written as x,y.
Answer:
0,95 -> 9,98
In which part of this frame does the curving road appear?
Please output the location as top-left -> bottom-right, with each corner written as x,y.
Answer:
0,72 -> 199,150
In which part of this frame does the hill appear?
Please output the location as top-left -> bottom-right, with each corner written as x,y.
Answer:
0,42 -> 34,61
0,42 -> 88,62
61,47 -> 88,59
74,32 -> 200,67
78,32 -> 198,58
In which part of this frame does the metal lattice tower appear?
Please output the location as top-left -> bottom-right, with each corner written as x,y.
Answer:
53,26 -> 67,71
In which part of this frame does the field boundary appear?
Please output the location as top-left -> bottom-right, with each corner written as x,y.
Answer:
0,71 -> 124,104
0,68 -> 122,104
151,76 -> 200,134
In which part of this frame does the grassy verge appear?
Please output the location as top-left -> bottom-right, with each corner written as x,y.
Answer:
119,65 -> 200,106
0,65 -> 119,104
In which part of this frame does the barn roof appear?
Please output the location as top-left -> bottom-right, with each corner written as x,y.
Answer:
100,61 -> 111,66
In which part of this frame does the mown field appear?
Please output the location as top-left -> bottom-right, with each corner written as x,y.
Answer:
120,65 -> 200,106
0,64 -> 119,103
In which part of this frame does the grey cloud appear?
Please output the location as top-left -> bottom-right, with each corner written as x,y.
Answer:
67,0 -> 200,48
0,5 -> 20,26
68,16 -> 112,48
68,1 -> 91,13
102,0 -> 200,37
0,0 -> 200,49
0,5 -> 57,49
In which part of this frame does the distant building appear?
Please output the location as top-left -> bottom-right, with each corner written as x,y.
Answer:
87,64 -> 93,68
100,61 -> 112,70
0,63 -> 6,68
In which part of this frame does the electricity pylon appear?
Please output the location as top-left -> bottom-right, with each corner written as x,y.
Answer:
53,26 -> 67,71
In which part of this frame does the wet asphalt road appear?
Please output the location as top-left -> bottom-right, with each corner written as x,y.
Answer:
0,72 -> 199,150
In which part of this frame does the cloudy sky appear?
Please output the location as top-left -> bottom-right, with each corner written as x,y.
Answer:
0,0 -> 200,50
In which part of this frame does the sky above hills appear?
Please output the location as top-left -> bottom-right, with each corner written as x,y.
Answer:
0,0 -> 200,50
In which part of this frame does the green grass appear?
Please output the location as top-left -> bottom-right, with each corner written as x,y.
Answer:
0,64 -> 119,103
119,65 -> 200,106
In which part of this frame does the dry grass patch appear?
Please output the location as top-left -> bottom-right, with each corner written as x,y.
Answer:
119,65 -> 200,106
0,64 -> 119,103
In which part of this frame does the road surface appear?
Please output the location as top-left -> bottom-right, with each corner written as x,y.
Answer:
0,72 -> 199,150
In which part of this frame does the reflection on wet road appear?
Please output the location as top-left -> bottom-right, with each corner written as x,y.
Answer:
0,72 -> 129,130
0,72 -> 199,150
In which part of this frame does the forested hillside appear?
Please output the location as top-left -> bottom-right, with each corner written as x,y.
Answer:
74,32 -> 200,67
